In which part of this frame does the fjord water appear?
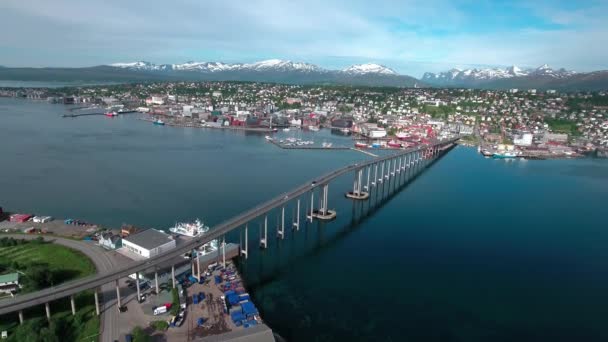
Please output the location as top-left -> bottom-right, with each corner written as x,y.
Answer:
2,98 -> 608,341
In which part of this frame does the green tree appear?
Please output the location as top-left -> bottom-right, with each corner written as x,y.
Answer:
132,326 -> 151,342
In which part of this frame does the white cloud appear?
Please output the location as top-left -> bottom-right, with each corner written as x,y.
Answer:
0,0 -> 606,77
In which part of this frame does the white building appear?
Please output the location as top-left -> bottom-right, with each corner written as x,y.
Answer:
0,273 -> 20,294
151,96 -> 165,105
359,123 -> 387,138
122,229 -> 176,259
514,133 -> 533,146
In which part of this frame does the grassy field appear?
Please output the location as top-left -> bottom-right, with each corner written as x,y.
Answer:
0,239 -> 98,341
0,242 -> 95,282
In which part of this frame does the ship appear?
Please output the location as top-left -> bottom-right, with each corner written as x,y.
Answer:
169,219 -> 209,237
493,151 -> 518,159
265,135 -> 273,141
153,119 -> 165,125
308,126 -> 320,132
283,128 -> 290,132
387,140 -> 402,148
355,142 -> 367,148
396,132 -> 409,140
104,111 -> 118,117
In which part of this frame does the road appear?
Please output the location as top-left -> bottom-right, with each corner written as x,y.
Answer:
0,138 -> 458,326
0,234 -> 120,342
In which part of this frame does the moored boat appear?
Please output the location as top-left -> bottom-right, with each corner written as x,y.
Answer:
153,119 -> 165,125
493,151 -> 517,159
169,219 -> 209,237
355,142 -> 367,148
104,111 -> 118,117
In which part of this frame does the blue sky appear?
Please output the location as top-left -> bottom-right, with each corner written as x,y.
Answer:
0,0 -> 606,77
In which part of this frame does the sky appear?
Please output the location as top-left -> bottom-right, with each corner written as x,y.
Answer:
0,0 -> 606,77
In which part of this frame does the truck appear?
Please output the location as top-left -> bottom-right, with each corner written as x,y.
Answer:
153,303 -> 171,315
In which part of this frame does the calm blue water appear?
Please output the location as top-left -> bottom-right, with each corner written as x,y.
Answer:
2,98 -> 608,341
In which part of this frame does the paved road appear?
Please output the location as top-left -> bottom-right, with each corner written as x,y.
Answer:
0,138 -> 458,325
0,234 -> 120,342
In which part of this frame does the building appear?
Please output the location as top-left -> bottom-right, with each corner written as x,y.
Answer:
359,123 -> 387,138
99,232 -> 122,250
514,133 -> 533,146
0,273 -> 20,294
543,133 -> 569,143
122,229 -> 176,258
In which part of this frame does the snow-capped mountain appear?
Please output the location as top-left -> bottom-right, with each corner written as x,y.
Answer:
422,64 -> 577,86
101,59 -> 419,87
342,63 -> 398,75
109,59 -> 325,74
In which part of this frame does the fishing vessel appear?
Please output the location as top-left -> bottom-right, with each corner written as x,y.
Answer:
169,219 -> 209,237
493,151 -> 518,159
104,111 -> 118,117
265,135 -> 273,141
355,142 -> 367,148
153,119 -> 165,125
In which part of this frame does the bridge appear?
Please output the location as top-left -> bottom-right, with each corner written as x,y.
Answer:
0,136 -> 459,327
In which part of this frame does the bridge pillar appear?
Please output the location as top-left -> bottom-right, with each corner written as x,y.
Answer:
70,295 -> 76,316
45,302 -> 51,322
309,190 -> 314,222
94,289 -> 100,316
312,184 -> 336,220
222,236 -> 226,267
385,159 -> 390,180
379,161 -> 384,184
116,279 -> 122,312
155,271 -> 159,294
396,156 -> 401,174
196,252 -> 201,279
260,216 -> 268,248
365,165 -> 371,191
18,310 -> 23,324
278,207 -> 285,239
393,157 -> 397,176
346,168 -> 369,200
293,199 -> 300,230
372,163 -> 378,187
136,272 -> 141,302
172,265 -> 176,289
241,225 -> 249,259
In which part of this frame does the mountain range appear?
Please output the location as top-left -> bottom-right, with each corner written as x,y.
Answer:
0,59 -> 606,90
422,64 -> 608,90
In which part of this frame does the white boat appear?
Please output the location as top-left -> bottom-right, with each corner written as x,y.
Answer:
308,126 -> 319,132
265,135 -> 273,141
169,219 -> 209,237
283,128 -> 290,132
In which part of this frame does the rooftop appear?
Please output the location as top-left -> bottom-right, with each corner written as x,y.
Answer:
124,229 -> 173,250
0,273 -> 19,284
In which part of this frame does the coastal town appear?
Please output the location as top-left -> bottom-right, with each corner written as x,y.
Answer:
2,82 -> 608,159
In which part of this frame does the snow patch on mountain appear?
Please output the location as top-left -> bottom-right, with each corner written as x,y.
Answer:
422,64 -> 576,83
342,63 -> 398,75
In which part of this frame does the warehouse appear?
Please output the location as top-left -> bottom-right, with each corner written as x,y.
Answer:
122,229 -> 176,258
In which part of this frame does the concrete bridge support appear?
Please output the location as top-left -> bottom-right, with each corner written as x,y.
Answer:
18,310 -> 23,325
365,165 -> 371,191
94,289 -> 100,316
240,225 -> 249,259
45,302 -> 51,322
136,272 -> 141,302
372,163 -> 378,187
260,216 -> 268,248
346,168 -> 369,200
293,199 -> 300,230
172,265 -> 176,289
277,207 -> 285,239
70,295 -> 76,316
312,184 -> 337,220
155,271 -> 159,294
115,279 -> 121,311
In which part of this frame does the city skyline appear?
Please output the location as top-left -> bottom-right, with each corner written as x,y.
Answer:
0,0 -> 607,77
